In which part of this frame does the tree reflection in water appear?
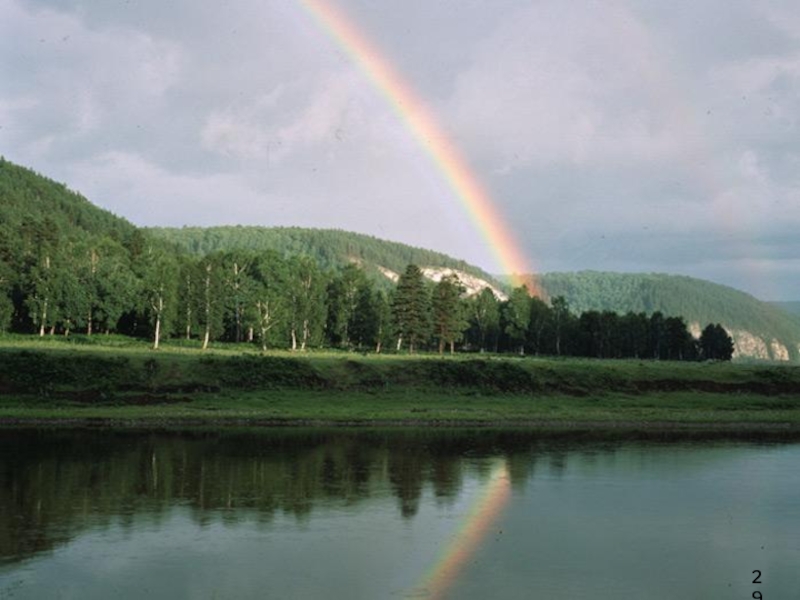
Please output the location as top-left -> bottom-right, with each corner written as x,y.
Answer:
1,427 -> 792,565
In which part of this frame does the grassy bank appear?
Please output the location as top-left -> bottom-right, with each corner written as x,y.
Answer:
1,338 -> 800,429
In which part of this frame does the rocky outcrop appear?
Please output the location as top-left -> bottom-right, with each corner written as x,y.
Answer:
770,339 -> 790,361
377,264 -> 507,300
419,267 -> 508,300
727,329 -> 791,361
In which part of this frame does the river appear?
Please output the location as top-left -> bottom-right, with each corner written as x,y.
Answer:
1,428 -> 797,599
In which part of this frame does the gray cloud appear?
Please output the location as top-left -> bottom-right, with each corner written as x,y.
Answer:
2,0 -> 800,299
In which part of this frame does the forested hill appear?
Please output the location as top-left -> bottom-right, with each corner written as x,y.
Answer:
147,225 -> 503,287
539,272 -> 800,360
0,158 -> 137,246
771,302 -> 800,318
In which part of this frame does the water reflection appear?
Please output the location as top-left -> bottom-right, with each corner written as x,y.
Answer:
1,427 -> 794,566
2,428 -> 799,599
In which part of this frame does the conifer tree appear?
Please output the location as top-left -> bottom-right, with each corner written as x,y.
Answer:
391,264 -> 430,353
700,323 -> 735,360
431,274 -> 467,354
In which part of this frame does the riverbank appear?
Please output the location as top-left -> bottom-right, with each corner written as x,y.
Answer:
2,342 -> 799,430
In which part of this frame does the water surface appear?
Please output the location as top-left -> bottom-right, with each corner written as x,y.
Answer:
1,429 -> 798,599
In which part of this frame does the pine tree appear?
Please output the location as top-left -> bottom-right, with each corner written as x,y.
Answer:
700,323 -> 734,360
431,274 -> 467,354
391,264 -> 431,353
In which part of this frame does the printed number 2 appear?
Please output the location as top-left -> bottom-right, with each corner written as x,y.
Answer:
752,569 -> 762,599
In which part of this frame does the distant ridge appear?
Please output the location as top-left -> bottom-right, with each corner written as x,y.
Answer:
538,271 -> 800,361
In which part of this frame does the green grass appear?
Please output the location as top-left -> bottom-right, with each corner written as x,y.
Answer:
2,390 -> 798,427
1,337 -> 799,428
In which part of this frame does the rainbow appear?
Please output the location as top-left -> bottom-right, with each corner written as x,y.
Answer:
411,460 -> 511,599
297,0 -> 538,293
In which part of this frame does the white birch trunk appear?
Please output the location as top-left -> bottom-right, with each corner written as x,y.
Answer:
301,319 -> 309,351
153,294 -> 164,350
153,315 -> 161,349
39,298 -> 47,337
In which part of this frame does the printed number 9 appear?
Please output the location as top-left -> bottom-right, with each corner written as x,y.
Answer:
753,592 -> 762,599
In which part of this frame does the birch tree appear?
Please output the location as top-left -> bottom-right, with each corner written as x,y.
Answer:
137,245 -> 178,349
287,256 -> 326,351
251,251 -> 288,351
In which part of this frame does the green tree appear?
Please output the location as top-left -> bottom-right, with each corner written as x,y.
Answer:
220,252 -> 256,343
431,274 -> 467,354
55,246 -> 89,336
649,312 -> 666,359
177,255 -> 199,340
136,245 -> 178,349
0,258 -> 13,332
391,264 -> 431,353
74,237 -> 137,335
578,310 -> 603,358
468,288 -> 500,353
527,296 -> 552,355
550,296 -> 572,356
620,312 -> 649,359
348,284 -> 387,352
287,256 -> 327,351
700,323 -> 734,361
197,255 -> 226,350
326,264 -> 369,349
25,251 -> 60,336
364,289 -> 392,353
251,251 -> 289,351
502,286 -> 530,355
664,316 -> 694,361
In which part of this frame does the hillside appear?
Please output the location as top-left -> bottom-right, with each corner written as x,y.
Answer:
539,272 -> 800,361
147,226 -> 506,291
0,158 -> 137,249
0,158 -> 167,334
771,302 -> 800,318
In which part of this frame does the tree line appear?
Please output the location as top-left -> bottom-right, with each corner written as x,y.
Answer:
0,233 -> 734,360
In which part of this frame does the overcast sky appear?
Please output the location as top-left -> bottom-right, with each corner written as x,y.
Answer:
2,0 -> 800,300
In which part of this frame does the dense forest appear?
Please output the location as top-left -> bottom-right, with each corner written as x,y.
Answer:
147,225 -> 501,290
0,158 -> 792,361
152,227 -> 800,357
772,301 -> 800,318
540,272 -> 800,351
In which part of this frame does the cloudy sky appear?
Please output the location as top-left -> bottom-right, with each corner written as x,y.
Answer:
2,0 -> 800,300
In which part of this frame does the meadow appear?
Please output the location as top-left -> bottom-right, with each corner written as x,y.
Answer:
1,335 -> 799,429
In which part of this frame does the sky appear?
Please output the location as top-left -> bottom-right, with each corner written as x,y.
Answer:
2,0 -> 800,300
